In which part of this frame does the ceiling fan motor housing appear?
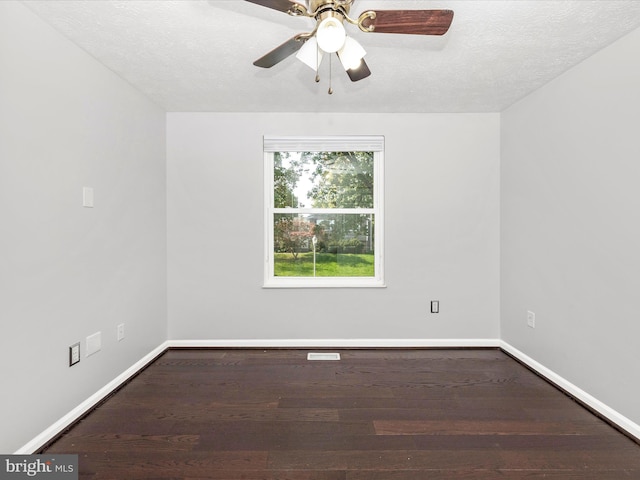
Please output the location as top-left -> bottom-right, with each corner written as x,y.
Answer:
309,0 -> 351,18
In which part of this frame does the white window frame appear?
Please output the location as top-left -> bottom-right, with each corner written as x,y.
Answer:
264,135 -> 385,288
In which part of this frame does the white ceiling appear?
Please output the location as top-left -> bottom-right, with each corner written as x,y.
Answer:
22,0 -> 640,113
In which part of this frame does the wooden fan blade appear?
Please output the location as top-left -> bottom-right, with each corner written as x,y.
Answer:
345,59 -> 371,82
253,36 -> 306,68
244,0 -> 300,14
361,9 -> 454,36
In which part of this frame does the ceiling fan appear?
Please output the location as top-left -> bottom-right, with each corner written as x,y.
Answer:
245,0 -> 454,92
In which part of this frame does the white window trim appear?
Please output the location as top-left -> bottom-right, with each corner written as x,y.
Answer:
263,135 -> 385,288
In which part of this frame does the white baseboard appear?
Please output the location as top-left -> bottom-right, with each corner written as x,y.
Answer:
500,340 -> 640,441
167,338 -> 502,348
15,341 -> 170,454
17,338 -> 638,453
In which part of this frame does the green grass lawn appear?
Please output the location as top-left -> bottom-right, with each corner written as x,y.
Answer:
274,252 -> 374,277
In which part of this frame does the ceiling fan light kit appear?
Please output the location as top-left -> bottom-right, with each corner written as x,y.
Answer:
246,0 -> 454,92
296,36 -> 323,71
337,36 -> 366,71
316,14 -> 347,52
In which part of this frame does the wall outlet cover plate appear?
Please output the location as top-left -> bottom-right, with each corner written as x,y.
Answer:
86,331 -> 101,356
431,301 -> 440,313
527,311 -> 536,328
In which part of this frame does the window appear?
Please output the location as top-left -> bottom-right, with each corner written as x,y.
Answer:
264,136 -> 384,288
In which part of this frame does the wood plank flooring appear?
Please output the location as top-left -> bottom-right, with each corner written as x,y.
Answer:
43,348 -> 640,479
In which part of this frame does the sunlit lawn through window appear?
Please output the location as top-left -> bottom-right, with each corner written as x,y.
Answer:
274,252 -> 374,277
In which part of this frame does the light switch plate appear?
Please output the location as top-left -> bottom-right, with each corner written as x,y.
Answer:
83,187 -> 94,208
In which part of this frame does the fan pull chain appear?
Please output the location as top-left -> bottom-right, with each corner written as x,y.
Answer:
328,54 -> 334,95
315,42 -> 320,83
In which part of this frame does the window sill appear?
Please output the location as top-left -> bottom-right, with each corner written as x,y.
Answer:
263,278 -> 386,289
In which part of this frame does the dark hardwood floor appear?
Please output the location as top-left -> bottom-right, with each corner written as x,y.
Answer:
43,348 -> 640,479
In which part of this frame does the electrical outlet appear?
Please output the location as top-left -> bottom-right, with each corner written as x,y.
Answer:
527,310 -> 536,328
431,301 -> 439,313
69,343 -> 80,366
117,323 -> 125,342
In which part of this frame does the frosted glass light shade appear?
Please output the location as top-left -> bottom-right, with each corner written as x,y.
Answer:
338,36 -> 366,71
316,17 -> 346,53
296,37 -> 323,71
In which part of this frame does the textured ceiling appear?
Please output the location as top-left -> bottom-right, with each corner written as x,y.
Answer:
22,0 -> 640,112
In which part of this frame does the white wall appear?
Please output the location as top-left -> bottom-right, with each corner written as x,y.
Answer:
167,113 -> 500,342
0,2 -> 167,453
501,27 -> 640,427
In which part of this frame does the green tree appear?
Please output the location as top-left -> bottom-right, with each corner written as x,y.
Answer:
274,216 -> 314,260
274,152 -> 302,208
304,151 -> 374,252
272,151 -> 375,259
306,151 -> 374,208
